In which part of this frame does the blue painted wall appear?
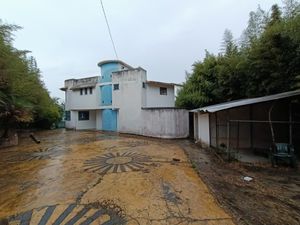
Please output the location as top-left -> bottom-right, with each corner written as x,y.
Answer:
100,85 -> 112,106
100,63 -> 120,83
102,109 -> 117,131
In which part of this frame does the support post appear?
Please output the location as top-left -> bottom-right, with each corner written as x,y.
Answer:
250,105 -> 253,151
227,121 -> 230,161
237,121 -> 240,149
289,102 -> 293,145
216,113 -> 219,148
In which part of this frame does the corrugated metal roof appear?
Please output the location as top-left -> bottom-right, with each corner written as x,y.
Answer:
191,90 -> 300,113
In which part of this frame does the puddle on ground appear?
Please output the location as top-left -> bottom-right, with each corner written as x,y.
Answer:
0,129 -> 235,225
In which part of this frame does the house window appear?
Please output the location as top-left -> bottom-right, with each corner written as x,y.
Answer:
65,111 -> 71,121
160,87 -> 167,95
80,89 -> 83,95
89,87 -> 93,94
84,88 -> 88,95
78,111 -> 89,120
113,84 -> 119,90
142,82 -> 146,88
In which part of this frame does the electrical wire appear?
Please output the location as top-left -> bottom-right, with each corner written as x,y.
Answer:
100,0 -> 119,59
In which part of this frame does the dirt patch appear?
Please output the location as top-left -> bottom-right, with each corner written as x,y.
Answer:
181,140 -> 300,225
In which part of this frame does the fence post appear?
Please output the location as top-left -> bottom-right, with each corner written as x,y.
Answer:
227,121 -> 230,161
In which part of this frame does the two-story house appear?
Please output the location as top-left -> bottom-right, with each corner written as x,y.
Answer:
61,60 -> 186,137
61,60 -> 188,138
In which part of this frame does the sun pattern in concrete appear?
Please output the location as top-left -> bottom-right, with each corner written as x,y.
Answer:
84,152 -> 151,175
5,202 -> 126,225
6,146 -> 71,162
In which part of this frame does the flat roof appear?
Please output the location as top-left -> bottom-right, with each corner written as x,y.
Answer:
146,80 -> 179,87
65,76 -> 99,82
191,90 -> 300,113
97,60 -> 134,69
112,66 -> 147,74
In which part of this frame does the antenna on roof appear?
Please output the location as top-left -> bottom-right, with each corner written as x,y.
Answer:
100,0 -> 119,59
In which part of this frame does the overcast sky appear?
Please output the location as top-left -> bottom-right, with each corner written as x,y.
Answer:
1,0 -> 282,100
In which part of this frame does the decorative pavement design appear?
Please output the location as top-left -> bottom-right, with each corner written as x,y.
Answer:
84,152 -> 151,175
6,146 -> 71,162
5,201 -> 126,225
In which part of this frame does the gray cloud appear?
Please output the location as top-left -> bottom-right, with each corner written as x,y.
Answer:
1,0 -> 282,100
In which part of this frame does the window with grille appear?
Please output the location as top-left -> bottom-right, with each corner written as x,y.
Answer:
160,87 -> 167,95
78,111 -> 89,120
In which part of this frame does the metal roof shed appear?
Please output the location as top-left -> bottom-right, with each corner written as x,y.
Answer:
191,90 -> 300,162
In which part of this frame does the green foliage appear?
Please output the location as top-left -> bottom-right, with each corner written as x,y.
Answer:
176,1 -> 300,109
283,0 -> 300,18
0,20 -> 62,136
240,6 -> 268,48
268,4 -> 282,27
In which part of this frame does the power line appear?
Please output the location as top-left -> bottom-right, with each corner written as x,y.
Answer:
100,0 -> 119,59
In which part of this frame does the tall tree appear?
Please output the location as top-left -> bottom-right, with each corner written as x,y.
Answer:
0,21 -> 61,138
176,2 -> 300,109
268,4 -> 282,27
241,5 -> 268,47
283,0 -> 300,18
221,29 -> 237,56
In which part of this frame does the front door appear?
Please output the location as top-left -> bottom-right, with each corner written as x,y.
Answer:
102,109 -> 117,131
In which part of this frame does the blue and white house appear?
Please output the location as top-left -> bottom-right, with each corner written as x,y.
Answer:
61,60 -> 189,138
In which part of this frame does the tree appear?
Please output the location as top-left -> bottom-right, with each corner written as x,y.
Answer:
176,2 -> 300,109
176,51 -> 220,109
0,20 -> 62,138
240,5 -> 268,47
221,29 -> 238,56
283,0 -> 300,18
268,4 -> 282,27
246,24 -> 299,97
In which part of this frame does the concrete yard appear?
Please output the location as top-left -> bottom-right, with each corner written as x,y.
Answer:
0,130 -> 234,225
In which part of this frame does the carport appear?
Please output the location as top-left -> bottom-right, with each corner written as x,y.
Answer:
191,90 -> 300,161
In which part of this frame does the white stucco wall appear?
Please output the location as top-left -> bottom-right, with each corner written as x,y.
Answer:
145,85 -> 175,107
65,110 -> 77,129
65,110 -> 96,130
196,113 -> 210,146
111,68 -> 186,138
65,87 -> 99,110
112,68 -> 146,134
96,110 -> 102,130
141,109 -> 189,138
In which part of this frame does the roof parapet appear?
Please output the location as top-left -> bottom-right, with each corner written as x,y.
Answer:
97,60 -> 134,69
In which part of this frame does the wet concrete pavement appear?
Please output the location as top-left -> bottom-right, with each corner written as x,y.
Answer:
0,130 -> 235,224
